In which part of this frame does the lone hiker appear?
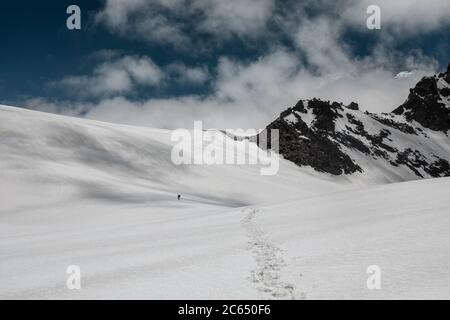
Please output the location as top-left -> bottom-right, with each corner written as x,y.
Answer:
177,194 -> 181,200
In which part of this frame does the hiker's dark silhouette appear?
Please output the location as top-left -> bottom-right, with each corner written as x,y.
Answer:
177,194 -> 181,200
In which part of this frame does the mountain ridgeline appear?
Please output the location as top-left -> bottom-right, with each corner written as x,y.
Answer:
257,63 -> 450,178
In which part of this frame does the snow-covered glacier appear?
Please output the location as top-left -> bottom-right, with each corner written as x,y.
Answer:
1,105 -> 449,299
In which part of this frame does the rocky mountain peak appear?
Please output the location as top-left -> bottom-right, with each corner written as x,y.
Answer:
258,64 -> 450,177
392,62 -> 450,131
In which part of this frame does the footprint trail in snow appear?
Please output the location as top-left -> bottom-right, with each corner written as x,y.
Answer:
241,208 -> 299,300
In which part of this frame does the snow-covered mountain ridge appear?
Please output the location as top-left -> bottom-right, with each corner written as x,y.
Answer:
258,63 -> 450,179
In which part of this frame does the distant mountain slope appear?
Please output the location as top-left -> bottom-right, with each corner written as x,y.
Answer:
258,63 -> 450,179
0,104 -> 350,215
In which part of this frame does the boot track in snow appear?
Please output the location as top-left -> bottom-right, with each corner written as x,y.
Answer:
241,208 -> 300,299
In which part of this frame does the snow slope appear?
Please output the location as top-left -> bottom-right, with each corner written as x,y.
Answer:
1,105 -> 449,299
254,177 -> 450,299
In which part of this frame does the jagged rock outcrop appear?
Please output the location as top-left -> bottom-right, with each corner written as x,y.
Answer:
392,63 -> 450,131
258,99 -> 362,175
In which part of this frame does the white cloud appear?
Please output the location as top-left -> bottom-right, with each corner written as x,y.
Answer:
52,55 -> 213,99
167,63 -> 209,84
95,0 -> 276,48
54,55 -> 163,98
122,56 -> 164,85
395,71 -> 415,79
32,47 -> 437,131
294,17 -> 356,75
194,0 -> 275,38
95,0 -> 191,48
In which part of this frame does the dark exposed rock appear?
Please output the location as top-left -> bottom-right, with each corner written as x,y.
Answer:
392,65 -> 450,131
344,114 -> 397,157
441,87 -> 450,97
336,131 -> 372,155
446,62 -> 450,83
258,110 -> 362,175
427,158 -> 450,177
370,114 -> 418,135
395,149 -> 450,178
346,102 -> 359,110
309,98 -> 343,132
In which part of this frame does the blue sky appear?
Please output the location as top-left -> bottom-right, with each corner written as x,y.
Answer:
0,0 -> 449,128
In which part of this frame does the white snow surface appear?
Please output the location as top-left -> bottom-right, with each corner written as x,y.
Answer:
1,105 -> 449,299
283,113 -> 298,125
